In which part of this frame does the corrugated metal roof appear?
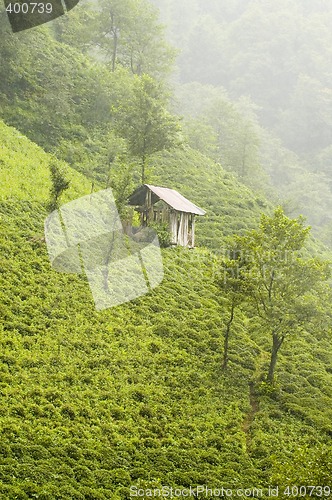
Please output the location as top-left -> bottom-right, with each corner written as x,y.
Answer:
145,185 -> 206,215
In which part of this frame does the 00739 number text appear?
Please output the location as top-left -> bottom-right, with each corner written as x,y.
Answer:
6,2 -> 53,14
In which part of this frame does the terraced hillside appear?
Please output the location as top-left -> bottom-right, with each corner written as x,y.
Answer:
0,121 -> 91,203
1,121 -> 332,498
151,147 -> 270,250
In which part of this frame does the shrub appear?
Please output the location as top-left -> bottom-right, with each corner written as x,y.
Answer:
149,222 -> 171,248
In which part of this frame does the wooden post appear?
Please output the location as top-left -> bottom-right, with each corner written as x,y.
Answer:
170,211 -> 177,245
191,215 -> 195,248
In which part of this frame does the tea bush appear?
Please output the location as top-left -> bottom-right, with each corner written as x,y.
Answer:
1,122 -> 332,496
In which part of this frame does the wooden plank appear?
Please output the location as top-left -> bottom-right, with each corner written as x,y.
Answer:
191,215 -> 195,248
170,211 -> 178,245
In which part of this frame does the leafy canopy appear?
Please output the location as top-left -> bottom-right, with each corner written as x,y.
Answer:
221,208 -> 331,382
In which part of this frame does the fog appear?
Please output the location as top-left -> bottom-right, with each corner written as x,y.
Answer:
151,0 -> 332,245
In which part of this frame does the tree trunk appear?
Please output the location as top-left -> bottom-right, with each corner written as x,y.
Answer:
112,31 -> 118,72
267,333 -> 284,383
222,300 -> 235,371
141,156 -> 146,184
141,143 -> 146,184
110,12 -> 118,72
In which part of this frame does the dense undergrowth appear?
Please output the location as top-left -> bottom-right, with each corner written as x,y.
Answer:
1,121 -> 332,497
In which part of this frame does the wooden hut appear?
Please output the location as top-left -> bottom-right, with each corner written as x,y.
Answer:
127,184 -> 206,248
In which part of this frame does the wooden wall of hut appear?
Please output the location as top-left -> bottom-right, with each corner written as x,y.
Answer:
137,191 -> 197,248
169,211 -> 195,247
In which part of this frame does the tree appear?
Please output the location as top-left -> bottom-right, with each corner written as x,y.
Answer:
0,22 -> 109,151
94,0 -> 133,72
48,161 -> 70,211
113,74 -> 181,183
93,0 -> 176,78
217,246 -> 250,370
232,208 -> 330,383
176,85 -> 263,184
51,1 -> 98,55
204,96 -> 260,180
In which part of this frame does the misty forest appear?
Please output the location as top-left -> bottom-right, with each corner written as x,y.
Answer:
1,0 -> 332,497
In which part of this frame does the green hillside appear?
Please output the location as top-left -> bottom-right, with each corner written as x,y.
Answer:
0,118 -> 269,249
1,121 -> 332,498
151,147 -> 270,250
0,121 -> 92,203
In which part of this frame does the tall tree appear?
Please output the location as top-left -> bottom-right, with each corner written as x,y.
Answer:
217,246 -> 250,370
94,0 -> 176,78
233,208 -> 330,383
204,96 -> 261,182
113,75 -> 181,183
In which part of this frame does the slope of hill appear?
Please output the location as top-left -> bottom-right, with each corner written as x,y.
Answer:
151,147 -> 270,250
0,117 -> 270,249
1,122 -> 332,498
0,121 -> 92,203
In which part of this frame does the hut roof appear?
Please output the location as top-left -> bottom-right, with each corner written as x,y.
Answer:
128,184 -> 206,215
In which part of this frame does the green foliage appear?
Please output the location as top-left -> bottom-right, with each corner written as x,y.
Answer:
216,242 -> 252,370
270,444 -> 332,485
1,122 -> 332,495
1,4 -> 332,495
53,0 -> 176,78
175,85 -> 263,184
149,222 -> 171,248
54,129 -> 129,186
0,13 -> 178,190
183,118 -> 219,160
96,0 -> 177,78
113,75 -> 182,183
0,23 -> 100,150
48,162 -> 70,211
0,142 -> 332,499
0,120 -> 91,204
0,197 -> 255,497
161,2 -> 332,248
150,146 -> 271,250
167,0 -> 332,149
229,208 -> 331,382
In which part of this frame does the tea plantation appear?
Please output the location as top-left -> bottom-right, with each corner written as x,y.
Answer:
1,121 -> 332,498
